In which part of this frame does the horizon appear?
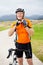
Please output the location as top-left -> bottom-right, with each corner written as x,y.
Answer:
0,14 -> 43,21
0,14 -> 43,17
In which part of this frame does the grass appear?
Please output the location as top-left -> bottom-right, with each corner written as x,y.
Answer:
0,21 -> 43,62
32,22 -> 43,62
0,26 -> 10,31
0,21 -> 11,31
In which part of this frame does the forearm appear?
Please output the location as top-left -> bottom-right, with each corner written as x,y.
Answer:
8,26 -> 16,36
25,27 -> 34,36
28,28 -> 34,36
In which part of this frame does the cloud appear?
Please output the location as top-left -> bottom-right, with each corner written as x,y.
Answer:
0,0 -> 43,16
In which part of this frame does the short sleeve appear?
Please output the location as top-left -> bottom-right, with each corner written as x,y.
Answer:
10,21 -> 16,28
25,18 -> 32,28
27,20 -> 32,28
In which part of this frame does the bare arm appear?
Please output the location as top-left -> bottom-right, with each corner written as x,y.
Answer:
8,25 -> 16,36
25,27 -> 34,37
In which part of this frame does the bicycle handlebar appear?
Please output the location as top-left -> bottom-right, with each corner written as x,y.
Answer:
7,48 -> 29,59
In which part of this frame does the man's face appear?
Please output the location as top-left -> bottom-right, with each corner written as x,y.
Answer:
16,12 -> 24,20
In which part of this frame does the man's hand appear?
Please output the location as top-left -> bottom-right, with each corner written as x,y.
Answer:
25,27 -> 34,36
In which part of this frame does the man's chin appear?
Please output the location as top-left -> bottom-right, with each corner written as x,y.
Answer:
17,18 -> 22,21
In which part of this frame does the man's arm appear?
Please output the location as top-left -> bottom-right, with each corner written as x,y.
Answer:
8,25 -> 16,36
25,19 -> 34,36
25,27 -> 34,37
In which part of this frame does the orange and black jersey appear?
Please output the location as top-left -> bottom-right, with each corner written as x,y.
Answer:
11,18 -> 32,44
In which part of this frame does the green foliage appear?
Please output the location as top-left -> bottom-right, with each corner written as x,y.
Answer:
0,26 -> 10,31
32,23 -> 43,40
32,22 -> 43,62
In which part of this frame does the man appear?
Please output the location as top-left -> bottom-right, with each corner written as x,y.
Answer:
8,8 -> 34,65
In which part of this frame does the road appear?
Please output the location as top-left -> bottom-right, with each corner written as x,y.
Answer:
0,29 -> 43,65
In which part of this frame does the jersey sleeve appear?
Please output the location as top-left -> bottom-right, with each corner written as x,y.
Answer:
25,18 -> 32,28
27,20 -> 32,28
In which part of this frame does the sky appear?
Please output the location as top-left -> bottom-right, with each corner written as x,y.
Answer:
0,0 -> 43,16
